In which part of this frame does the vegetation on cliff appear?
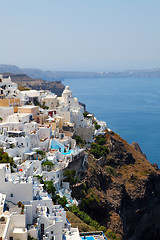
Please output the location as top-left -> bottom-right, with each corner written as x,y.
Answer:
70,130 -> 160,240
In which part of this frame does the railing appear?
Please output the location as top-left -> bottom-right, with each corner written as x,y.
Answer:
80,231 -> 107,239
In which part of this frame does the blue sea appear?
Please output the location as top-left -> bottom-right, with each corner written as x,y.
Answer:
63,77 -> 160,166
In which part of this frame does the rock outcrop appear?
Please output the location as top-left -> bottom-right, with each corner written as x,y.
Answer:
72,130 -> 160,240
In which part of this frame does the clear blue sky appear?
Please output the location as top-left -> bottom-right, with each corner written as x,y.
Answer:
1,0 -> 160,71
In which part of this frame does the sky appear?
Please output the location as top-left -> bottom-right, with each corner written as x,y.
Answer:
1,0 -> 160,72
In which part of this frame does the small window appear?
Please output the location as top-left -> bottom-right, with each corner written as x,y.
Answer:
51,231 -> 54,234
0,216 -> 5,222
11,193 -> 13,197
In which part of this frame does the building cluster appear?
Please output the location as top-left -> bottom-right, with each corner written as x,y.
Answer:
0,75 -> 107,240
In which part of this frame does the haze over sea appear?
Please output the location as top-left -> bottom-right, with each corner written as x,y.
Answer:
64,77 -> 160,166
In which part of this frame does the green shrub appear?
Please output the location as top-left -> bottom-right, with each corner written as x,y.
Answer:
63,169 -> 78,186
90,143 -> 108,159
73,135 -> 85,146
44,181 -> 56,196
36,150 -> 46,159
33,100 -> 49,109
69,205 -> 106,232
105,229 -> 121,240
42,160 -> 54,171
83,112 -> 88,118
95,135 -> 106,145
56,195 -> 68,208
93,121 -> 101,130
34,175 -> 43,184
0,148 -> 14,166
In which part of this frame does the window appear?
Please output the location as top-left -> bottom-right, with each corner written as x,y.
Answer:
51,231 -> 54,234
11,193 -> 13,197
41,224 -> 44,235
9,237 -> 13,240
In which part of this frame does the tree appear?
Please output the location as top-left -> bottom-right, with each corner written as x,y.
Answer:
34,175 -> 43,184
63,169 -> 78,186
44,181 -> 56,197
73,135 -> 85,146
58,196 -> 68,208
36,150 -> 46,159
90,143 -> 108,159
0,148 -> 14,166
95,135 -> 106,145
93,121 -> 101,130
42,160 -> 54,171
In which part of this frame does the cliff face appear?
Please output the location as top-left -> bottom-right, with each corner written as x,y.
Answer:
121,173 -> 160,240
72,130 -> 160,240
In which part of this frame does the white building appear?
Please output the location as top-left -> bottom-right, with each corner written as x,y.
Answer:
56,86 -> 93,142
0,206 -> 27,240
0,107 -> 14,119
40,92 -> 57,110
0,75 -> 19,99
0,164 -> 33,204
18,89 -> 40,104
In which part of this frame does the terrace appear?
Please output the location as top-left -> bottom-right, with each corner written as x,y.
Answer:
7,131 -> 25,138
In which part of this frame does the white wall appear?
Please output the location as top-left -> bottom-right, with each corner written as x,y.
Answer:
0,168 -> 33,204
0,107 -> 14,119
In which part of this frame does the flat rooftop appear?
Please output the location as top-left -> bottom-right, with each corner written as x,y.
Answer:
13,227 -> 27,233
7,113 -> 31,118
18,105 -> 38,109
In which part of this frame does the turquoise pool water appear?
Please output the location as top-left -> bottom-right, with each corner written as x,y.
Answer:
50,139 -> 73,155
61,150 -> 73,155
81,237 -> 95,240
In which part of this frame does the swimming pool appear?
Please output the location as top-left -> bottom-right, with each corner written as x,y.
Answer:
81,237 -> 95,240
61,150 -> 73,155
50,139 -> 73,155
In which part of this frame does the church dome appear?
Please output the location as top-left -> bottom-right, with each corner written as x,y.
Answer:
63,86 -> 72,95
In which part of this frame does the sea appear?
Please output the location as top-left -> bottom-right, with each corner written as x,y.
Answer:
63,77 -> 160,166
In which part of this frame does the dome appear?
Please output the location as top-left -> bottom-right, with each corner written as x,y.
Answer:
63,86 -> 72,95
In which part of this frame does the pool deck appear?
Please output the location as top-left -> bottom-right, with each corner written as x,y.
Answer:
80,231 -> 107,240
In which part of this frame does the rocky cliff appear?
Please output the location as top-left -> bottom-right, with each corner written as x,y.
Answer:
1,73 -> 65,96
72,130 -> 160,240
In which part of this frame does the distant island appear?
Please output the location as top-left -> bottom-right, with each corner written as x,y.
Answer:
0,64 -> 160,81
